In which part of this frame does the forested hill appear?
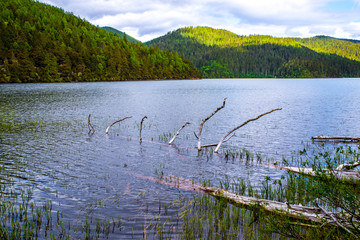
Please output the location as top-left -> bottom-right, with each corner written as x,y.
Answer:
146,26 -> 360,78
101,27 -> 140,43
0,0 -> 201,83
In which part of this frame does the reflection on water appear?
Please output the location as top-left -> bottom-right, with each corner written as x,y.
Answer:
1,78 -> 360,238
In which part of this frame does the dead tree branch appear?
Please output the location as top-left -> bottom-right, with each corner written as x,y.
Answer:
105,116 -> 132,134
196,97 -> 227,151
169,122 -> 191,144
140,116 -> 148,143
88,114 -> 95,134
315,200 -> 358,238
214,108 -> 282,153
200,133 -> 236,148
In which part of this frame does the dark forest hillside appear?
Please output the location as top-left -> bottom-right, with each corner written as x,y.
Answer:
146,26 -> 360,78
0,0 -> 200,83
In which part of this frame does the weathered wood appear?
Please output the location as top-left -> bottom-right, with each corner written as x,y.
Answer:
314,200 -> 359,238
105,116 -> 132,134
196,98 -> 227,151
282,166 -> 360,182
214,108 -> 282,153
88,114 -> 95,134
169,122 -> 191,144
336,162 -> 360,170
200,186 -> 328,223
312,136 -> 360,143
140,116 -> 148,143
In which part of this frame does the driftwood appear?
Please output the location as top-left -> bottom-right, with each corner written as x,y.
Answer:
282,166 -> 360,182
105,116 -> 132,134
214,108 -> 282,153
169,122 -> 191,145
88,114 -> 95,134
312,136 -> 360,143
140,116 -> 148,143
195,98 -> 227,151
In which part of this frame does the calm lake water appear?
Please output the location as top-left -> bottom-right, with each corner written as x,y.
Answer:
1,78 -> 360,238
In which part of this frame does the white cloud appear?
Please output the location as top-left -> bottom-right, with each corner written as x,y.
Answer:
40,0 -> 360,42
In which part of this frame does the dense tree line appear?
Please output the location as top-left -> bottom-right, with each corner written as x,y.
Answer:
146,26 -> 360,78
0,0 -> 201,83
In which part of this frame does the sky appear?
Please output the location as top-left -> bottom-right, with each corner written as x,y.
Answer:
40,0 -> 360,42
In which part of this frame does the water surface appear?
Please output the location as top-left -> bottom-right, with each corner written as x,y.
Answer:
1,78 -> 360,238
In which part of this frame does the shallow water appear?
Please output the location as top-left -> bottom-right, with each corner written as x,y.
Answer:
1,78 -> 360,238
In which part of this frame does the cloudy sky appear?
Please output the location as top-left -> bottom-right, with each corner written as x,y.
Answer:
40,0 -> 360,42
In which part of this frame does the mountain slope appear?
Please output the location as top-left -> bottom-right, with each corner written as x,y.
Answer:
101,26 -> 140,43
0,0 -> 200,83
146,26 -> 360,78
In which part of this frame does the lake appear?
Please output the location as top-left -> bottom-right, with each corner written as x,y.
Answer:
1,78 -> 360,238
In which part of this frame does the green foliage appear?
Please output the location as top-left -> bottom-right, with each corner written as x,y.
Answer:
147,26 -> 360,78
0,0 -> 201,83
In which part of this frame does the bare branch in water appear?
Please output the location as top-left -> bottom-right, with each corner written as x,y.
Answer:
88,114 -> 95,134
197,98 -> 227,151
169,122 -> 191,144
214,108 -> 282,153
105,116 -> 132,134
140,116 -> 148,143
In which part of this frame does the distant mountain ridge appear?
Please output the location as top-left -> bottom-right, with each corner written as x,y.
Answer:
101,26 -> 140,43
0,0 -> 200,83
146,26 -> 360,78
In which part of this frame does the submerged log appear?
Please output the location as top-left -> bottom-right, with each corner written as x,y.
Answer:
126,171 -> 329,224
214,108 -> 282,153
312,136 -> 360,143
196,98 -> 227,151
126,171 -> 360,234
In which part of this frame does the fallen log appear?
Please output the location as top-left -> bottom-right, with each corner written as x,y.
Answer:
125,171 -> 331,225
200,186 -> 328,223
282,166 -> 360,182
336,162 -> 360,170
312,136 -> 360,143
